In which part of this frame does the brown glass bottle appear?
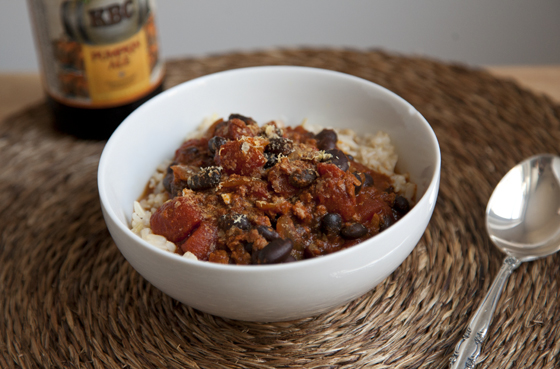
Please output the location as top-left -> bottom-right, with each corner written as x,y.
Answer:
28,0 -> 165,140
48,82 -> 163,140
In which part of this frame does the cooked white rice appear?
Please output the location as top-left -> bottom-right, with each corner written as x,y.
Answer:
132,116 -> 416,255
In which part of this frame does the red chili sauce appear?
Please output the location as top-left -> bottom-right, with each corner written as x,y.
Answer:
146,114 -> 411,265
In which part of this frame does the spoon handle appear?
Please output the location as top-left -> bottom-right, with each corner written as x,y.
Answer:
449,256 -> 521,369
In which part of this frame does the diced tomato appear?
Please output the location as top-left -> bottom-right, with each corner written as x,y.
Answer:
150,196 -> 203,243
315,163 -> 357,221
283,125 -> 315,143
267,165 -> 299,197
216,139 -> 266,177
174,138 -> 212,167
180,222 -> 218,261
214,118 -> 257,140
355,187 -> 394,223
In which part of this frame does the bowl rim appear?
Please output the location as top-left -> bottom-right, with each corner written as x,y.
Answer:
98,65 -> 441,273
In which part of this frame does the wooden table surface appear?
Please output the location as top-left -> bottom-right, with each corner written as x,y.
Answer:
1,65 -> 559,122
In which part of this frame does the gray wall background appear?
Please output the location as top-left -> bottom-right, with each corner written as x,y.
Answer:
1,0 -> 560,72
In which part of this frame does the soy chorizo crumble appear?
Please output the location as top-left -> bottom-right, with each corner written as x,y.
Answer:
144,114 -> 411,265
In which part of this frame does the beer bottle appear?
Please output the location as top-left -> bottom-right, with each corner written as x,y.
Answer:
27,0 -> 165,139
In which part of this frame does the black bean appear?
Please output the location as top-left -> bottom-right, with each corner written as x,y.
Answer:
162,163 -> 176,193
258,239 -> 293,264
232,214 -> 251,230
228,113 -> 256,125
169,179 -> 189,197
315,129 -> 337,151
353,172 -> 363,195
341,223 -> 368,239
347,154 -> 354,161
379,216 -> 395,232
257,225 -> 280,241
325,149 -> 349,171
263,152 -> 278,169
269,214 -> 280,228
208,136 -> 228,154
289,168 -> 317,188
251,248 -> 260,265
283,255 -> 297,263
321,213 -> 342,235
363,173 -> 374,187
266,138 -> 293,155
393,195 -> 410,215
243,242 -> 253,254
187,167 -> 221,191
304,246 -> 319,259
218,213 -> 251,231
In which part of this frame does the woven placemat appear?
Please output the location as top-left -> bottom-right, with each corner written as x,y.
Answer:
1,49 -> 560,369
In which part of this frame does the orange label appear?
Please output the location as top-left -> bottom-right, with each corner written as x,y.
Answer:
82,30 -> 151,105
28,0 -> 164,109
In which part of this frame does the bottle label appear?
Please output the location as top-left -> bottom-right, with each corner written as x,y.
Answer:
28,0 -> 164,108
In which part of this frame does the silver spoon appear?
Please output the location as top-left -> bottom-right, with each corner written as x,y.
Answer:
450,154 -> 560,369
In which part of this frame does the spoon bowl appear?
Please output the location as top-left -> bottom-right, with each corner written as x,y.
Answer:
450,154 -> 560,369
487,154 -> 560,261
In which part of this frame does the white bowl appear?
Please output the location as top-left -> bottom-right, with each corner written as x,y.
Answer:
98,66 -> 440,322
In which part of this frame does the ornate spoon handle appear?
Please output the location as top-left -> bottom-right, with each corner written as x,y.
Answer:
449,256 -> 521,369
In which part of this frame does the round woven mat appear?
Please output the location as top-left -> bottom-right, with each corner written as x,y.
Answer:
1,49 -> 560,369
